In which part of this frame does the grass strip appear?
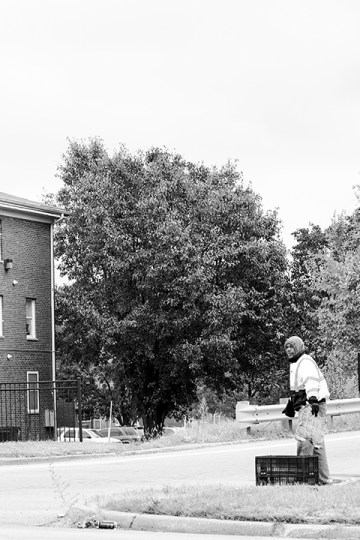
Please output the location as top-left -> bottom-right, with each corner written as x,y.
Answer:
98,482 -> 360,525
0,423 -> 287,459
0,415 -> 358,459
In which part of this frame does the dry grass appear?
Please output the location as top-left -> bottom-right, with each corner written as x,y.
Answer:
0,413 -> 358,459
0,440 -> 124,459
99,482 -> 360,525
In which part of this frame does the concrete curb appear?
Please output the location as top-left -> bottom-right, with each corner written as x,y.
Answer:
0,452 -> 118,467
77,507 -> 360,539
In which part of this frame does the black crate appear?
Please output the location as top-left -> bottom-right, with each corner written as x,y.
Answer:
255,455 -> 319,486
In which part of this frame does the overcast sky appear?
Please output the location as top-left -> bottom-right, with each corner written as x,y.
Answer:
1,0 -> 359,248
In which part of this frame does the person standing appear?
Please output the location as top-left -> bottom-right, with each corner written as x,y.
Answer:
282,335 -> 332,485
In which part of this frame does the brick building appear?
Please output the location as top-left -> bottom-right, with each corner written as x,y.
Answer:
0,192 -> 64,440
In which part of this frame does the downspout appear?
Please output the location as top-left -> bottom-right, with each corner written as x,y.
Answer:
50,220 -> 57,439
51,213 -> 64,440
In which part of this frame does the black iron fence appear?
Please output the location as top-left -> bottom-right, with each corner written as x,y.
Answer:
0,379 -> 82,442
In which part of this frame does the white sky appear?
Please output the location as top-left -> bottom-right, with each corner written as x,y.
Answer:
1,0 -> 360,249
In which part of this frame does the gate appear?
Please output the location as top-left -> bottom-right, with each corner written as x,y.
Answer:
0,379 -> 82,442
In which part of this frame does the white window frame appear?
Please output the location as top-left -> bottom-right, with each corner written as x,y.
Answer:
26,298 -> 36,339
27,371 -> 39,414
0,296 -> 3,337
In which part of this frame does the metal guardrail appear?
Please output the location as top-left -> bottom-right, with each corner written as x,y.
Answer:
236,398 -> 360,427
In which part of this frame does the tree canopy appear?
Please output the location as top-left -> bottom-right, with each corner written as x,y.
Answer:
288,202 -> 360,398
54,139 -> 290,432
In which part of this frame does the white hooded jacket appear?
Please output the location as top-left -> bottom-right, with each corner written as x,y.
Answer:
285,336 -> 330,401
290,353 -> 330,401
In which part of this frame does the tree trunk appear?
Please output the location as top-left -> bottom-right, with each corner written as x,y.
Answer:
142,407 -> 167,437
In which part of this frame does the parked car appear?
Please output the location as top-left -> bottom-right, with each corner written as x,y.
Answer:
58,427 -> 120,443
97,426 -> 142,444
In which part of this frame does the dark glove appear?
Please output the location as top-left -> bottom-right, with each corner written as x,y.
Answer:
282,398 -> 295,418
308,396 -> 319,417
292,389 -> 307,411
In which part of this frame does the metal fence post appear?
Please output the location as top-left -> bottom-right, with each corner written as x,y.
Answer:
53,379 -> 57,441
77,379 -> 83,443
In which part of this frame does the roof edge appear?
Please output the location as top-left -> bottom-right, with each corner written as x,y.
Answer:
0,192 -> 67,220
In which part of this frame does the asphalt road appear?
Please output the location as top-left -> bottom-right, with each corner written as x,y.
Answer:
0,526 -> 304,540
0,431 -> 359,529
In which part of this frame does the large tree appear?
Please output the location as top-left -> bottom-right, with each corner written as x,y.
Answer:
288,224 -> 328,358
311,208 -> 360,398
54,138 -> 289,432
287,202 -> 360,399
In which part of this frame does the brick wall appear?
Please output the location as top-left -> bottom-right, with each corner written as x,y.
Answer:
0,215 -> 53,383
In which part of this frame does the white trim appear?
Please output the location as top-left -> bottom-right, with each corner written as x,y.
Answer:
0,218 -> 2,261
50,222 -> 57,436
0,296 -> 3,337
27,371 -> 39,414
26,298 -> 36,339
0,207 -> 62,224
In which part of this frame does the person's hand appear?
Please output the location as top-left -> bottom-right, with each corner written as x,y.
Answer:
282,398 -> 295,418
308,396 -> 319,417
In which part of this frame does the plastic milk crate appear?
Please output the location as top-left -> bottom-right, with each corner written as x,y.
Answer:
255,456 -> 319,486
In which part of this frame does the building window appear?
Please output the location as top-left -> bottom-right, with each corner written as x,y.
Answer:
0,296 -> 3,337
27,371 -> 39,414
26,299 -> 36,339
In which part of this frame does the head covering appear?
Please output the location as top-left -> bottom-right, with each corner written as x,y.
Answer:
284,336 -> 305,357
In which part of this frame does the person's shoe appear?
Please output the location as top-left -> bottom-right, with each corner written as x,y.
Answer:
320,478 -> 344,485
319,478 -> 334,485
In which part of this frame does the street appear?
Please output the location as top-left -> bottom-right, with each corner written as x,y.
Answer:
0,431 -> 359,532
0,525 -> 316,540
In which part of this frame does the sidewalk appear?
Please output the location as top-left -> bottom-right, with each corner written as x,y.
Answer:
76,505 -> 360,539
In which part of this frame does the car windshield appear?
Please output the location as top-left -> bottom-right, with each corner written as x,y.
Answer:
99,429 -> 118,436
87,430 -> 100,438
122,428 -> 137,435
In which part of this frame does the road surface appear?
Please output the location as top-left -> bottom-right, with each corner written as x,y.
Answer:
0,431 -> 359,529
0,525 -> 313,540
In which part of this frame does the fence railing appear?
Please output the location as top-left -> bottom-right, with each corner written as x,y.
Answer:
0,379 -> 82,442
236,398 -> 360,427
